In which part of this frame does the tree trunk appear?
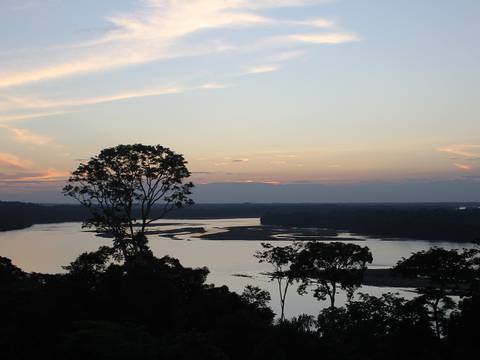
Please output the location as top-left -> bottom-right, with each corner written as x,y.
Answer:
330,282 -> 336,308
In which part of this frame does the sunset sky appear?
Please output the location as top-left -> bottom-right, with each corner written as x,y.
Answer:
0,0 -> 479,202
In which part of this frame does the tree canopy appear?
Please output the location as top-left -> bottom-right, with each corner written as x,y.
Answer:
63,144 -> 194,260
255,242 -> 299,321
393,247 -> 480,337
292,242 -> 373,308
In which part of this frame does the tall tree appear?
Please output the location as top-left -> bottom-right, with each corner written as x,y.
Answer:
291,242 -> 372,308
255,242 -> 299,322
63,144 -> 194,260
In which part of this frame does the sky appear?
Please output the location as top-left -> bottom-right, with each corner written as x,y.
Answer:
0,0 -> 479,203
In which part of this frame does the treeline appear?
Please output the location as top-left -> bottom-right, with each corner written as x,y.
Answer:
0,202 -> 271,232
261,205 -> 480,243
3,201 -> 480,239
0,201 -> 89,231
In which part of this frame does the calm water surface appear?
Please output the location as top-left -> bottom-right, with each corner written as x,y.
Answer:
0,218 -> 474,318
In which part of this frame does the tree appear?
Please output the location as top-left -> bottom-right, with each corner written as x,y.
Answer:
63,144 -> 194,260
393,247 -> 480,337
291,242 -> 372,308
255,242 -> 299,322
315,293 -> 436,360
241,285 -> 271,309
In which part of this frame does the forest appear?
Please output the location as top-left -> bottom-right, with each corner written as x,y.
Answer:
261,205 -> 480,243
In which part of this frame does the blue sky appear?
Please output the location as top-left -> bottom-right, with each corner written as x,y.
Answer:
0,0 -> 479,202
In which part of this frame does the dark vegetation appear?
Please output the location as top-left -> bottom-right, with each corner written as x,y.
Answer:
2,144 -> 480,359
261,204 -> 480,243
2,243 -> 480,359
0,201 -> 89,231
3,202 -> 480,244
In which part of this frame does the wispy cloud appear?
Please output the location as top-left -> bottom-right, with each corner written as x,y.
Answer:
437,144 -> 480,158
268,50 -> 305,62
13,169 -> 69,182
197,82 -> 230,90
454,163 -> 473,171
0,1 -> 269,88
0,111 -> 71,123
241,64 -> 281,75
0,153 -> 32,169
0,0 -> 357,89
0,169 -> 68,183
278,32 -> 359,44
287,18 -> 335,28
0,82 -> 228,119
0,124 -> 53,145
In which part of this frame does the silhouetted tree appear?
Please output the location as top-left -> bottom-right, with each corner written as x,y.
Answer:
446,294 -> 480,358
393,247 -> 480,337
0,256 -> 25,284
241,285 -> 271,309
255,242 -> 299,321
292,242 -> 372,308
63,144 -> 194,260
316,292 -> 436,360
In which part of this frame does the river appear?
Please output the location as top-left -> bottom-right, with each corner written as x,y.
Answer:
0,218 -> 474,318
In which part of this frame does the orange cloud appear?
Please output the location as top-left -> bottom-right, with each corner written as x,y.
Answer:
436,144 -> 480,158
0,124 -> 53,145
13,169 -> 69,182
454,163 -> 473,171
0,111 -> 69,123
0,153 -> 32,169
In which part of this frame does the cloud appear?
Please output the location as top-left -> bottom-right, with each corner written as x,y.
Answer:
0,0 -> 356,88
0,111 -> 70,123
0,1 -> 269,88
437,144 -> 480,158
287,18 -> 335,28
197,82 -> 230,90
268,50 -> 305,62
0,169 -> 68,183
454,163 -> 473,171
13,169 -> 69,182
0,124 -> 53,145
241,64 -> 281,75
278,32 -> 359,44
0,82 -> 228,117
275,154 -> 298,158
0,153 -> 32,169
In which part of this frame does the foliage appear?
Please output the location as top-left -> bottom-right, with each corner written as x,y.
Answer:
315,293 -> 438,360
2,246 -> 480,359
241,285 -> 271,309
255,242 -> 299,321
393,247 -> 480,337
63,144 -> 194,259
291,242 -> 373,308
261,206 -> 480,242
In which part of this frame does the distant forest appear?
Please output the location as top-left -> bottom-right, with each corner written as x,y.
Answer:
261,204 -> 480,243
2,201 -> 480,243
0,201 -> 277,232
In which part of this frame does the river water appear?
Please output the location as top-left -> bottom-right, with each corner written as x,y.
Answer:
0,218 -> 474,318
